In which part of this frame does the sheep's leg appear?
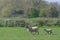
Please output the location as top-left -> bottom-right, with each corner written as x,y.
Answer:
50,31 -> 53,35
36,29 -> 39,35
48,31 -> 53,35
49,32 -> 51,35
29,31 -> 33,35
34,32 -> 36,34
35,31 -> 39,35
47,32 -> 50,35
37,31 -> 39,35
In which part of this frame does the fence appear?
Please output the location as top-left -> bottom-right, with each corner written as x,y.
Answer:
0,18 -> 60,27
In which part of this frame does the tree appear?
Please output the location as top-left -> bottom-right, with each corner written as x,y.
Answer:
44,3 -> 59,18
28,8 -> 40,18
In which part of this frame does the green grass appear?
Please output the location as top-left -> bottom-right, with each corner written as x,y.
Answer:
0,27 -> 60,40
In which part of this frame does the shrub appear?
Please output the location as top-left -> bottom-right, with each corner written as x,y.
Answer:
28,8 -> 40,18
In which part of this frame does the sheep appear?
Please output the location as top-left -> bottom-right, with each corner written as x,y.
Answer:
26,25 -> 39,34
44,29 -> 53,35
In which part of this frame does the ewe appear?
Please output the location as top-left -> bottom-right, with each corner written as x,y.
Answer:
26,25 -> 39,34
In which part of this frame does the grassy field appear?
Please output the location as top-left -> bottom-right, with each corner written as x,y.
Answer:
0,27 -> 60,40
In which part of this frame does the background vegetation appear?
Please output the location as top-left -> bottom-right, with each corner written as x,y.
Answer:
0,0 -> 60,18
0,0 -> 60,27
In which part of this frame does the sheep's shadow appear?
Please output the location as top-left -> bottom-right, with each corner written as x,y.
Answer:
52,33 -> 56,35
30,32 -> 40,35
44,33 -> 57,35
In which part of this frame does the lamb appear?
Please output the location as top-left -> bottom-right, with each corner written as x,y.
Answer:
44,28 -> 53,35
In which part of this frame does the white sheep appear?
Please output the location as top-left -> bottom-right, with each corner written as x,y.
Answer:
26,25 -> 39,34
44,28 -> 53,34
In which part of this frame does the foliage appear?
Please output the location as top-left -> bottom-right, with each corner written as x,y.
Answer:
0,0 -> 60,18
28,8 -> 40,18
0,18 -> 59,27
39,8 -> 46,17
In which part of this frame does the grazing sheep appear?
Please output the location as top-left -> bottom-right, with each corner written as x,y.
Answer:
26,25 -> 39,34
44,29 -> 53,35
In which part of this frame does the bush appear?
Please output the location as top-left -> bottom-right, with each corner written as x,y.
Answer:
28,8 -> 40,18
0,19 -> 59,27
